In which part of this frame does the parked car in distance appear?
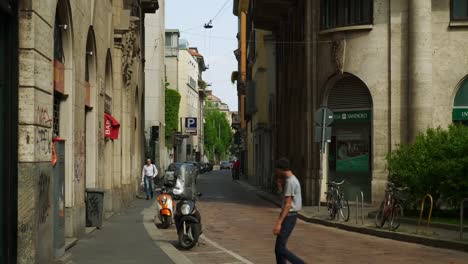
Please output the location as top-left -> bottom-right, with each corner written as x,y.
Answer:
165,163 -> 184,187
220,161 -> 231,170
200,162 -> 210,173
184,161 -> 200,183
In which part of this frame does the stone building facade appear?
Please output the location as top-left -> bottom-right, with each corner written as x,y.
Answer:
234,0 -> 468,205
165,32 -> 207,163
144,0 -> 169,171
8,0 -> 157,263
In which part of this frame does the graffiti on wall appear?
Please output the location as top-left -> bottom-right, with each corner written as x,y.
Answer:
36,128 -> 51,156
74,131 -> 85,181
38,171 -> 51,224
35,105 -> 52,127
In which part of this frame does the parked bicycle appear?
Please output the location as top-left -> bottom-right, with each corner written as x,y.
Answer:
325,180 -> 350,222
375,182 -> 407,231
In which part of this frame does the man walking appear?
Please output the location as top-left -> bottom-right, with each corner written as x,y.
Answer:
141,159 -> 158,200
273,158 -> 306,264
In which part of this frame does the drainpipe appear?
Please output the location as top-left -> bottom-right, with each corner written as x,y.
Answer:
409,0 -> 432,140
240,12 -> 247,130
387,0 -> 392,151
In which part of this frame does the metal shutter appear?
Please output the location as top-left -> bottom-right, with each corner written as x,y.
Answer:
327,76 -> 372,110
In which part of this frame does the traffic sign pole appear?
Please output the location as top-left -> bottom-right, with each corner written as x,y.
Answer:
319,108 -> 325,212
315,107 -> 333,212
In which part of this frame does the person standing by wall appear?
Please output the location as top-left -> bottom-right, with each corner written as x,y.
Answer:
273,158 -> 305,264
141,159 -> 158,200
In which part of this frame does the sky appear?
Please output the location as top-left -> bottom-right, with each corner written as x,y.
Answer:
165,0 -> 238,111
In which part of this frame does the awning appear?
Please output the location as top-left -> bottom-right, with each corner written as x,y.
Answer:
104,113 -> 120,140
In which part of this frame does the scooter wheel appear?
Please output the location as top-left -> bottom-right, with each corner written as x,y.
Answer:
178,222 -> 200,250
161,215 -> 171,229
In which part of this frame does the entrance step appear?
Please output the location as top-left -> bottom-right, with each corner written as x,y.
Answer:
65,237 -> 78,251
53,253 -> 74,264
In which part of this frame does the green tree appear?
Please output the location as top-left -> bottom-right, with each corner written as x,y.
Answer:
165,88 -> 181,148
204,102 -> 233,161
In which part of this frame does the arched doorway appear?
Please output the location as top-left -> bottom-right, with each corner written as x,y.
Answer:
452,77 -> 468,124
325,74 -> 373,203
85,28 -> 97,189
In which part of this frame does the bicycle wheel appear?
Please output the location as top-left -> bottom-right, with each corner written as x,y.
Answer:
375,201 -> 386,228
389,203 -> 403,231
339,196 -> 350,222
325,193 -> 336,219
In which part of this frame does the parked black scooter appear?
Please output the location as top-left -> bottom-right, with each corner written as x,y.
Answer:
174,193 -> 202,249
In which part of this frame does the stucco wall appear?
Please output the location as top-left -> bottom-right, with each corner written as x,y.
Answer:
178,49 -> 200,160
144,0 -> 168,170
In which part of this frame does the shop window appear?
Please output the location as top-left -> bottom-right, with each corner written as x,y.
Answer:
452,0 -> 468,21
453,76 -> 468,123
320,0 -> 373,30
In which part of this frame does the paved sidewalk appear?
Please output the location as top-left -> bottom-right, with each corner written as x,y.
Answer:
236,180 -> 468,253
68,199 -> 175,264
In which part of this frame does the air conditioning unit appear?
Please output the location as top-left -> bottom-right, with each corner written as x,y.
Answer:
142,0 -> 159,13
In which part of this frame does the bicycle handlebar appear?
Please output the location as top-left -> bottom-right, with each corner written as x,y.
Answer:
327,180 -> 345,186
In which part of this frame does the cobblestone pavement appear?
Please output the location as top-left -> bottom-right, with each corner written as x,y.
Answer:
157,170 -> 468,264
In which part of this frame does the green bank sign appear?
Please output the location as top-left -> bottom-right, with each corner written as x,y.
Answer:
453,108 -> 468,121
333,110 -> 371,122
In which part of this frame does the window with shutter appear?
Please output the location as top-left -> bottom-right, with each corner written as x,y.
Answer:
320,0 -> 373,30
327,75 -> 372,110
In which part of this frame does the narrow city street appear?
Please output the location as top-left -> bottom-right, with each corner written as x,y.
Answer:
157,170 -> 468,264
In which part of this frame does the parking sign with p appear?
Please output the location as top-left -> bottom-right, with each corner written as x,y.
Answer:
185,117 -> 197,133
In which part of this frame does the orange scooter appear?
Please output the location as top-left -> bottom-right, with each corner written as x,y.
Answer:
156,186 -> 175,229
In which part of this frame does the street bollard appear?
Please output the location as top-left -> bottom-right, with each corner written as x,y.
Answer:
417,194 -> 433,235
356,195 -> 358,224
355,191 -> 364,225
460,198 -> 468,241
361,191 -> 364,225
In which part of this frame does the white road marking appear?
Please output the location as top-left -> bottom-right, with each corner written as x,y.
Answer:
200,235 -> 254,264
184,250 -> 225,255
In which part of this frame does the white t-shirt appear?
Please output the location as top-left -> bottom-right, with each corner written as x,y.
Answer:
282,175 -> 302,212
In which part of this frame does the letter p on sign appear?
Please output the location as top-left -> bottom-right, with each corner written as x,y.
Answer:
185,118 -> 197,132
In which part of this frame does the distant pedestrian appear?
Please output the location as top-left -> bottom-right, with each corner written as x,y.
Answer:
232,159 -> 240,180
141,159 -> 158,200
273,158 -> 306,264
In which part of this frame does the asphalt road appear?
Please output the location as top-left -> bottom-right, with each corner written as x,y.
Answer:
156,169 -> 468,264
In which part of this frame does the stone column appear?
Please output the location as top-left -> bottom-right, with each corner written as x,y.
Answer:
409,0 -> 432,139
17,2 -> 55,262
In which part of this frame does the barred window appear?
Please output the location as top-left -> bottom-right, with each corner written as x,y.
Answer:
320,0 -> 373,30
452,0 -> 468,20
53,92 -> 60,137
